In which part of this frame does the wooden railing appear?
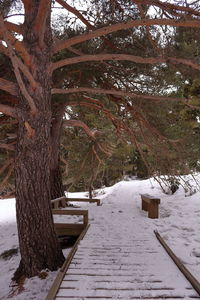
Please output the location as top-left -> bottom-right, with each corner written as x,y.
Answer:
52,209 -> 88,236
51,197 -> 89,236
51,196 -> 101,209
51,196 -> 66,209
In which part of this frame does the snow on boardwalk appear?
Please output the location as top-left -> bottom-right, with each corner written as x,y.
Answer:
56,182 -> 200,300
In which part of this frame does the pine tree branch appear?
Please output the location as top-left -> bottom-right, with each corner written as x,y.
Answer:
53,19 -> 200,53
55,0 -> 118,51
136,3 -> 162,55
132,0 -> 200,17
0,16 -> 31,66
168,57 -> 200,71
15,56 -> 37,89
63,119 -> 96,139
0,45 -> 37,89
4,21 -> 23,34
52,87 -> 190,102
0,104 -> 17,118
56,0 -> 94,29
51,53 -> 200,72
34,0 -> 51,48
0,19 -> 37,114
0,78 -> 18,96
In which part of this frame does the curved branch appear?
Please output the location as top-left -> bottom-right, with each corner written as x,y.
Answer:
51,53 -> 200,72
133,0 -> 200,17
0,104 -> 17,118
15,57 -> 37,89
0,46 -> 37,88
52,87 -> 189,102
4,21 -> 23,35
168,57 -> 200,71
0,21 -> 37,114
34,0 -> 51,48
63,119 -> 96,139
53,19 -> 200,53
55,0 -> 117,51
0,16 -> 30,66
0,78 -> 18,96
56,0 -> 93,29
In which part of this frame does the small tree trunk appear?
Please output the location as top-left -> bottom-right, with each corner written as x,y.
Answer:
50,157 -> 65,200
89,185 -> 93,199
50,105 -> 66,200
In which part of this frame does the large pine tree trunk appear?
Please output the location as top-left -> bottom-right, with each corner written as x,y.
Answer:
14,1 -> 64,279
15,112 -> 64,279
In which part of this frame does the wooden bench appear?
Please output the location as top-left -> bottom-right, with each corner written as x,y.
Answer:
141,194 -> 160,219
51,196 -> 101,208
52,209 -> 88,236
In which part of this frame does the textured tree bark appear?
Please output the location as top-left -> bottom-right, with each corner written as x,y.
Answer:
14,112 -> 64,279
50,105 -> 66,200
13,1 -> 64,279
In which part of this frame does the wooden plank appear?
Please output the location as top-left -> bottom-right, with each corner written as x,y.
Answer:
52,209 -> 88,216
149,202 -> 159,219
52,209 -> 88,226
141,194 -> 160,204
66,197 -> 101,206
45,224 -> 90,300
51,197 -> 67,208
54,223 -> 85,236
141,199 -> 148,211
51,196 -> 66,204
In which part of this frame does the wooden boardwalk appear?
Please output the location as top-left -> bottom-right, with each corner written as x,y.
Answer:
48,189 -> 200,300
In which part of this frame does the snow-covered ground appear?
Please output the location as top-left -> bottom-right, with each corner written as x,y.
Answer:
0,176 -> 200,299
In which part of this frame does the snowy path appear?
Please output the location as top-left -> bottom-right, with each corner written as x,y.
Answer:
55,182 -> 200,299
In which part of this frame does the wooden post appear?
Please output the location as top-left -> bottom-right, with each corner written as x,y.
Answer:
54,201 -> 59,209
148,202 -> 159,219
141,194 -> 160,219
61,198 -> 66,207
142,199 -> 148,211
83,212 -> 88,227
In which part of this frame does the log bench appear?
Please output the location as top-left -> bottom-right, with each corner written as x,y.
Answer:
141,194 -> 160,219
51,196 -> 101,209
52,209 -> 88,236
